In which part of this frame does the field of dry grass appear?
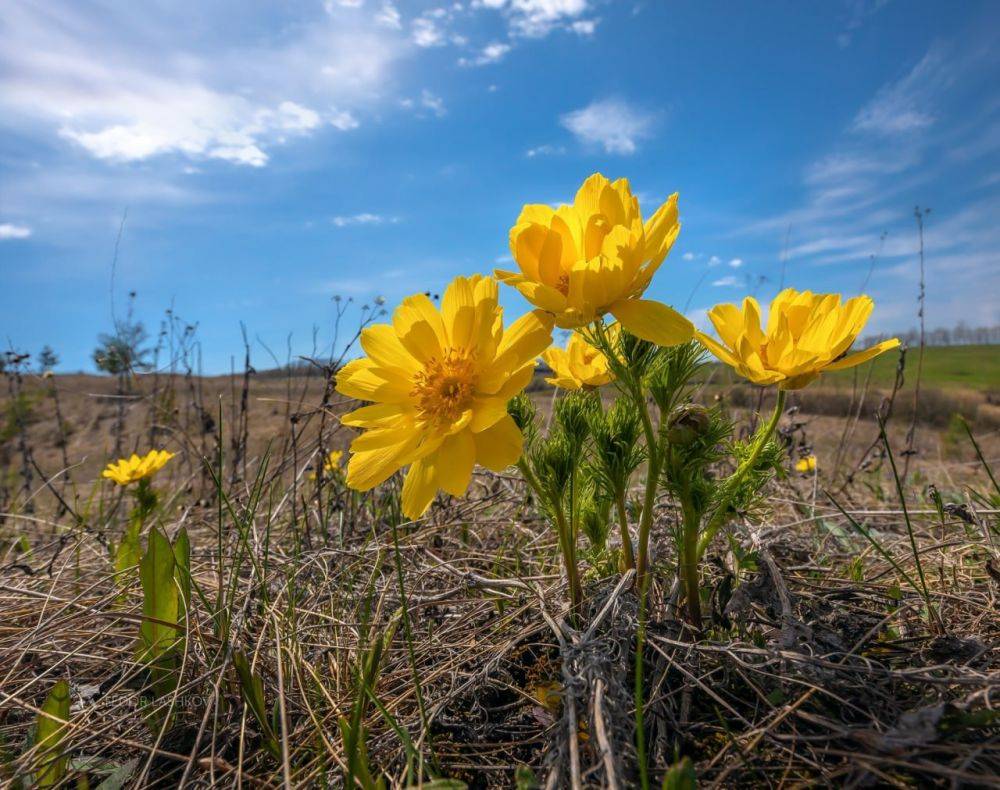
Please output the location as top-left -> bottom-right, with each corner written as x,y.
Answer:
1,358 -> 998,787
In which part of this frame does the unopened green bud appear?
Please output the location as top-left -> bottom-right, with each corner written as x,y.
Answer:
666,404 -> 711,445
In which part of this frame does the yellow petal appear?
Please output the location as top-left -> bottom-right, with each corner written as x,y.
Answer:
695,331 -> 739,367
437,431 -> 476,496
441,275 -> 477,350
340,402 -> 412,428
360,324 -> 419,375
346,433 -> 419,491
392,294 -> 446,363
401,456 -> 437,519
480,310 -> 554,392
610,299 -> 693,347
335,358 -> 411,403
822,338 -> 900,371
473,415 -> 523,471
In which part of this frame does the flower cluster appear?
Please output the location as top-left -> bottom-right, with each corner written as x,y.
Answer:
333,171 -> 898,545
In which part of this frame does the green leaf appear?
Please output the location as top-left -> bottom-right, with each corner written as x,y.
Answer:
138,527 -> 181,719
662,756 -> 696,790
138,527 -> 178,660
514,766 -> 539,790
338,716 -> 378,790
113,520 -> 142,583
34,679 -> 71,788
233,652 -> 280,759
94,758 -> 138,790
172,527 -> 191,611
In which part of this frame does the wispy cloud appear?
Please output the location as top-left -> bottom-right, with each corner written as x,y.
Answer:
560,98 -> 655,155
474,0 -> 595,38
0,223 -> 32,240
712,275 -> 739,287
837,0 -> 892,48
851,46 -> 952,136
412,16 -> 446,47
331,213 -> 398,227
375,2 -> 402,28
459,42 -> 512,66
525,143 -> 566,158
0,1 -> 405,168
729,258 -> 743,268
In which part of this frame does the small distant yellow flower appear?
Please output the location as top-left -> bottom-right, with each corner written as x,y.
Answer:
102,450 -> 175,486
541,327 -> 617,390
323,450 -> 344,474
795,455 -> 817,473
311,450 -> 344,480
495,173 -> 693,347
696,289 -> 900,390
336,274 -> 553,519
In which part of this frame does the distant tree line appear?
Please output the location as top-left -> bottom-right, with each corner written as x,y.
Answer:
862,323 -> 1000,348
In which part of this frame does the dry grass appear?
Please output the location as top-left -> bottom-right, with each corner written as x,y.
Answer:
1,367 -> 999,787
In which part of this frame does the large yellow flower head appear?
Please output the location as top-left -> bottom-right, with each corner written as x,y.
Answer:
102,450 -> 175,486
336,275 -> 553,519
696,288 -> 900,390
541,326 -> 617,390
495,173 -> 693,347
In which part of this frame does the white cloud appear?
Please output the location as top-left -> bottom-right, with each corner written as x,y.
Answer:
560,98 -> 655,155
504,0 -> 590,38
681,252 -> 697,261
459,42 -> 512,66
525,143 -> 565,157
729,258 -> 743,268
329,110 -> 361,131
412,17 -> 446,46
331,213 -> 397,227
570,18 -> 598,35
0,1 -> 404,168
0,223 -> 32,240
420,90 -> 447,117
707,255 -> 722,267
375,2 -> 402,28
852,47 -> 952,136
712,275 -> 739,287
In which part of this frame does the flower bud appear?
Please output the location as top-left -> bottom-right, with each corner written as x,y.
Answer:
666,404 -> 711,445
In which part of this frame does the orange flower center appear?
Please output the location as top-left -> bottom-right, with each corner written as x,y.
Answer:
411,350 -> 477,423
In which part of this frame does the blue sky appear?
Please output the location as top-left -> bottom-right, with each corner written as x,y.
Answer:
2,0 -> 998,372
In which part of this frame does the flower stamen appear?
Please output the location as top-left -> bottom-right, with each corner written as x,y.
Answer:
411,350 -> 477,423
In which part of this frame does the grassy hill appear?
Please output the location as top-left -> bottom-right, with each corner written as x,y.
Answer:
708,344 -> 998,391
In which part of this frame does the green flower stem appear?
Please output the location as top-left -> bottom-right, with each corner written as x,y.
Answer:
678,477 -> 703,630
517,459 -> 582,617
614,493 -> 636,571
624,364 -> 658,790
633,383 -> 661,595
696,389 -> 786,559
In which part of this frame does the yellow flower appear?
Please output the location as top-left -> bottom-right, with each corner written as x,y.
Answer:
541,326 -> 617,390
323,450 -> 344,474
495,173 -> 693,347
336,275 -> 553,519
795,455 -> 817,473
696,289 -> 900,390
311,450 -> 345,480
102,450 -> 175,485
